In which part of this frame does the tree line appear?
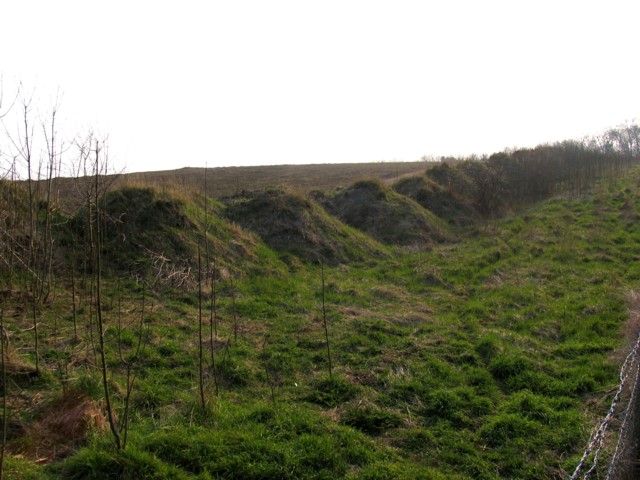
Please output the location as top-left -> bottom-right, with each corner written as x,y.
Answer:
427,123 -> 640,216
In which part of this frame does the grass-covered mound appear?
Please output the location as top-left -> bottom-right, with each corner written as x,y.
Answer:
321,180 -> 451,246
425,161 -> 508,217
223,188 -> 386,264
393,176 -> 477,227
68,187 -> 263,276
99,187 -> 193,266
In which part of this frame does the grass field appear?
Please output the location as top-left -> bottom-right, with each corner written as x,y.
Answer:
5,166 -> 640,479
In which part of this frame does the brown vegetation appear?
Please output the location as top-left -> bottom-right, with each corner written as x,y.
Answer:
10,391 -> 105,463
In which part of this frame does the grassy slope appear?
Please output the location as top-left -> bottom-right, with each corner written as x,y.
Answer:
320,180 -> 451,246
223,188 -> 387,265
65,186 -> 287,279
9,169 -> 640,479
393,175 -> 477,227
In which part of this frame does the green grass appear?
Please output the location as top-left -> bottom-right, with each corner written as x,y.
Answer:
5,170 -> 640,479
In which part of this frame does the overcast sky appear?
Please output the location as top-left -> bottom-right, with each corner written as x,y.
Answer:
2,1 -> 639,173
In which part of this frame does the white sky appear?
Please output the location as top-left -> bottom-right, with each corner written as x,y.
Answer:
1,0 -> 639,173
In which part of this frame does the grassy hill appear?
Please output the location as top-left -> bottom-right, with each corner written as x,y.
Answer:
319,180 -> 451,246
223,188 -> 387,264
393,176 -> 477,227
4,162 -> 640,479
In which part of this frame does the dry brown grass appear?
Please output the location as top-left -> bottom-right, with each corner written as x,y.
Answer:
10,390 -> 106,463
370,285 -> 406,302
392,313 -> 430,327
4,347 -> 37,381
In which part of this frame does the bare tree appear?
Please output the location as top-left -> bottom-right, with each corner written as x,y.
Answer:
91,140 -> 121,449
22,101 -> 40,375
40,103 -> 60,302
203,166 -> 219,395
70,255 -> 78,341
209,255 -> 219,395
197,243 -> 205,409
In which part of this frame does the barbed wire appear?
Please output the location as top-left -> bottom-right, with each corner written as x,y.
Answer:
569,329 -> 640,479
605,356 -> 640,480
